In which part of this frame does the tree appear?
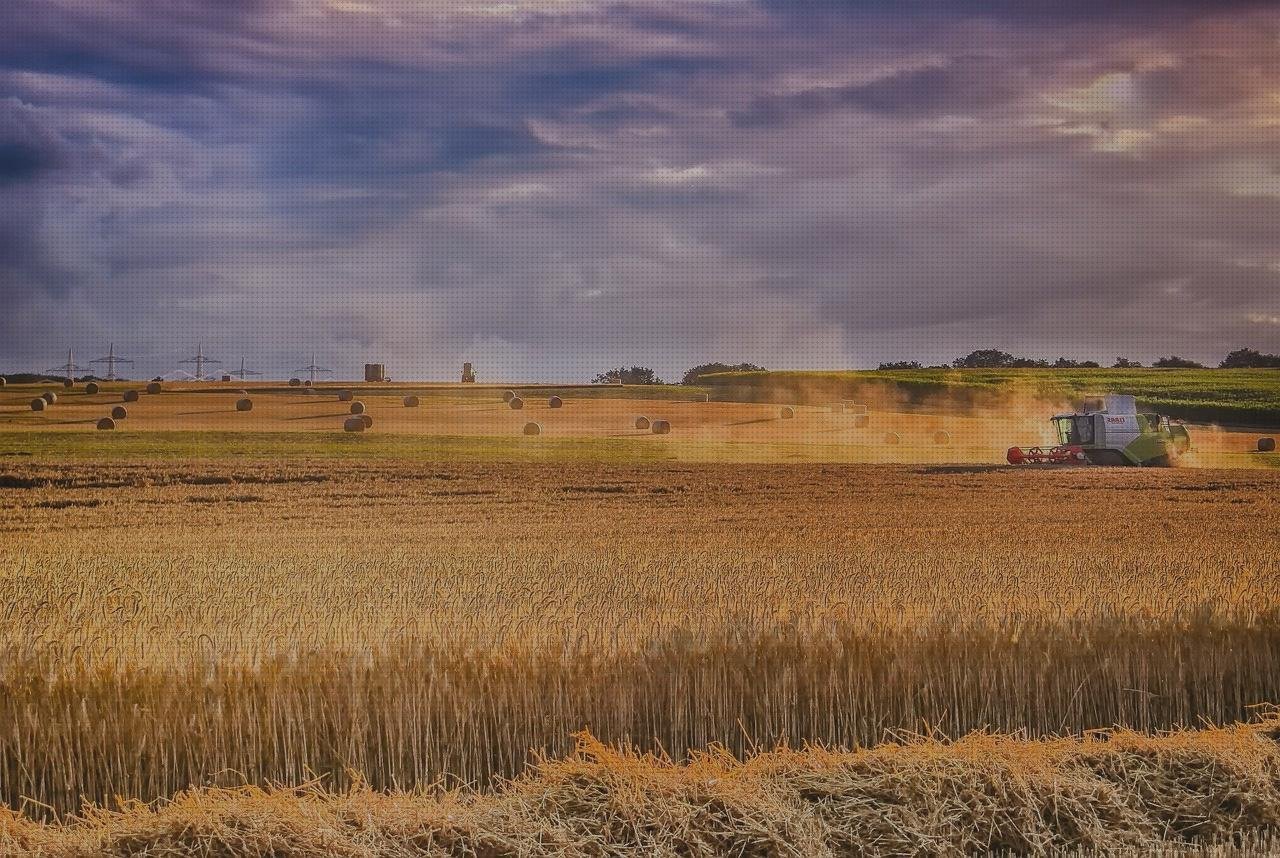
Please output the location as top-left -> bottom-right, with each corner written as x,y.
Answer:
1220,348 -> 1280,369
592,366 -> 664,385
878,361 -> 923,370
952,349 -> 1017,368
1154,356 -> 1205,369
681,362 -> 764,385
1053,358 -> 1100,369
1113,357 -> 1143,368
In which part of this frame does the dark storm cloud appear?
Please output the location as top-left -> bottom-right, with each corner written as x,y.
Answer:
1,0 -> 1279,378
732,56 -> 1020,127
758,0 -> 1274,22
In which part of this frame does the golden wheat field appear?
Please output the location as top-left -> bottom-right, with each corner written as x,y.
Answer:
1,440 -> 1279,854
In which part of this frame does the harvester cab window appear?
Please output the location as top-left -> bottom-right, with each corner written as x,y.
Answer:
1054,418 -> 1072,446
1060,416 -> 1093,446
1054,416 -> 1092,446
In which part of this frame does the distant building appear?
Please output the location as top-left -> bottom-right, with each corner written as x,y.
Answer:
364,363 -> 387,383
461,362 -> 476,383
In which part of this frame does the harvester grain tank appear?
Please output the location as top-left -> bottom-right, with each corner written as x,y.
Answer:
1007,395 -> 1190,468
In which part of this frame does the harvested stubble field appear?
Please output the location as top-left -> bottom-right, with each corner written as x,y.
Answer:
2,455 -> 1280,853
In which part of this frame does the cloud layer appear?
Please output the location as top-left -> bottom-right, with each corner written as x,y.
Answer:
2,0 -> 1279,379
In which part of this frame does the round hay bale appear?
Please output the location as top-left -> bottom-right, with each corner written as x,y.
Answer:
289,378 -> 302,387
235,398 -> 253,412
360,413 -> 373,429
634,416 -> 650,430
502,390 -> 516,403
123,390 -> 140,402
62,378 -> 73,389
1259,437 -> 1277,453
883,432 -> 901,445
30,398 -> 46,412
854,415 -> 870,429
523,421 -> 542,436
651,419 -> 672,435
780,406 -> 796,420
221,375 -> 232,383
41,391 -> 57,404
337,389 -> 353,402
0,377 -> 6,387
547,395 -> 563,409
509,396 -> 524,410
85,382 -> 100,395
146,382 -> 161,395
349,401 -> 365,415
303,379 -> 313,387
934,431 -> 952,446
403,395 -> 420,407
111,405 -> 127,420
343,417 -> 365,433
96,417 -> 116,431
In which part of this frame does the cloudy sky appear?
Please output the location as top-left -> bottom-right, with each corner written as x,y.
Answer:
2,0 -> 1279,381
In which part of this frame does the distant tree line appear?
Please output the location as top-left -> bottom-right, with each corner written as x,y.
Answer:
877,348 -> 1280,371
592,348 -> 1280,385
592,363 -> 767,385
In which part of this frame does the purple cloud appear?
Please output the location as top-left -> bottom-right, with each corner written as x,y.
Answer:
1,0 -> 1279,379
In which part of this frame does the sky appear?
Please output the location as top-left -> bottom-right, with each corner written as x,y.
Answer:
2,0 -> 1279,381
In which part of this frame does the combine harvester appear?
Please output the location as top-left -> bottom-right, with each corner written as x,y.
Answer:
1007,395 -> 1191,468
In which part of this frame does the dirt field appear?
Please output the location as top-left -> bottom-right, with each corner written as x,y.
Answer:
1,381 -> 1273,467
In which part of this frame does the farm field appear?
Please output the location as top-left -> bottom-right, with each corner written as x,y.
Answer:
703,367 -> 1280,428
1,380 -> 1275,468
2,448 -> 1280,853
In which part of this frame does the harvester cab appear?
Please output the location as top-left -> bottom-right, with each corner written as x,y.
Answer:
1008,395 -> 1191,467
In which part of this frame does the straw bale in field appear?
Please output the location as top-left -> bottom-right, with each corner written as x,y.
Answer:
289,378 -> 302,387
651,419 -> 672,434
146,382 -> 161,395
503,390 -> 516,402
41,391 -> 57,404
338,390 -> 353,402
96,417 -> 116,431
509,397 -> 524,410
235,398 -> 253,412
360,414 -> 373,429
548,395 -> 563,408
123,390 -> 139,402
350,401 -> 365,415
523,422 -> 542,435
30,398 -> 46,412
62,378 -> 73,388
85,382 -> 99,395
0,377 -> 5,387
111,406 -> 127,420
343,417 -> 365,432
780,406 -> 795,419
1260,437 -> 1276,453
634,416 -> 650,430
403,395 -> 420,407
